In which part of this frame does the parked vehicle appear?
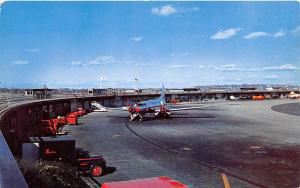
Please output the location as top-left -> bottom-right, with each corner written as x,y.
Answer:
28,136 -> 109,177
76,148 -> 108,177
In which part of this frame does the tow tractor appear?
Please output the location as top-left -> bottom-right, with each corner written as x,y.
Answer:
75,148 -> 108,177
25,136 -> 112,177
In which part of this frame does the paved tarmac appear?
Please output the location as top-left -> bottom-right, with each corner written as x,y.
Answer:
272,102 -> 300,116
65,99 -> 300,188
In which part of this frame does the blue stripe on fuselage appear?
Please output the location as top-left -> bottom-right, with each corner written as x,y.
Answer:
135,86 -> 166,111
138,97 -> 165,110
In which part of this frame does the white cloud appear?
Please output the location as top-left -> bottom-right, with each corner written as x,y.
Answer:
198,65 -> 207,69
197,64 -> 240,71
26,48 -> 40,53
244,32 -> 270,39
151,4 -> 198,16
0,0 -> 6,5
11,60 -> 28,65
211,28 -> 241,40
198,64 -> 240,71
273,31 -> 285,38
234,78 -> 243,82
130,36 -> 143,42
120,60 -> 150,66
169,64 -> 192,68
87,56 -> 115,65
263,75 -> 279,79
247,68 -> 261,72
70,61 -> 82,65
152,5 -> 177,16
214,64 -> 238,71
263,64 -> 298,71
0,0 -> 5,13
197,64 -> 298,72
198,65 -> 213,69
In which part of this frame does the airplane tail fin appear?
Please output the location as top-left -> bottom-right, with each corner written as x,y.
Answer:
160,85 -> 166,102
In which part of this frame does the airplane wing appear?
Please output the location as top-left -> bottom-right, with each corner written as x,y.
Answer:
168,105 -> 211,112
107,106 -> 129,111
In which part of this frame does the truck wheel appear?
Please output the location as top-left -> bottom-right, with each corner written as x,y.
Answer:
90,165 -> 103,177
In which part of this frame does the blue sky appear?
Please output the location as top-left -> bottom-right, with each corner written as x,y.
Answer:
0,1 -> 299,88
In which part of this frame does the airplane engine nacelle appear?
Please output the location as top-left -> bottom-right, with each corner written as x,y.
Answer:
160,106 -> 169,113
135,107 -> 141,113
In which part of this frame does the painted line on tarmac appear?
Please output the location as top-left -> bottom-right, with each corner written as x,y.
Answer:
221,173 -> 231,188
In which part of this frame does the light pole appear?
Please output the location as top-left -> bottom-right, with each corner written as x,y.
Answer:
44,84 -> 47,99
134,78 -> 138,93
99,76 -> 105,89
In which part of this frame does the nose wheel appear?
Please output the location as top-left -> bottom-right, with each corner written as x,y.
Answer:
129,113 -> 144,122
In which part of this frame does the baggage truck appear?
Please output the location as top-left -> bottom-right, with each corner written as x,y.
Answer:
252,95 -> 264,100
26,136 -> 108,177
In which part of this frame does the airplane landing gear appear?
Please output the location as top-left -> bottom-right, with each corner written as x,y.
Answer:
129,113 -> 144,122
154,111 -> 171,120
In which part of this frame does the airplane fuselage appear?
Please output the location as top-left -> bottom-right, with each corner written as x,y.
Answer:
124,87 -> 207,122
128,95 -> 170,121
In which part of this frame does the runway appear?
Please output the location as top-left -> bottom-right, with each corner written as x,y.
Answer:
65,99 -> 300,188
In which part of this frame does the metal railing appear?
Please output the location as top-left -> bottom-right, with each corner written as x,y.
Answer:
0,93 -> 35,113
0,94 -> 29,188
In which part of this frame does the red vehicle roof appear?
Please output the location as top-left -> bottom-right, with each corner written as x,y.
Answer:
101,176 -> 188,188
